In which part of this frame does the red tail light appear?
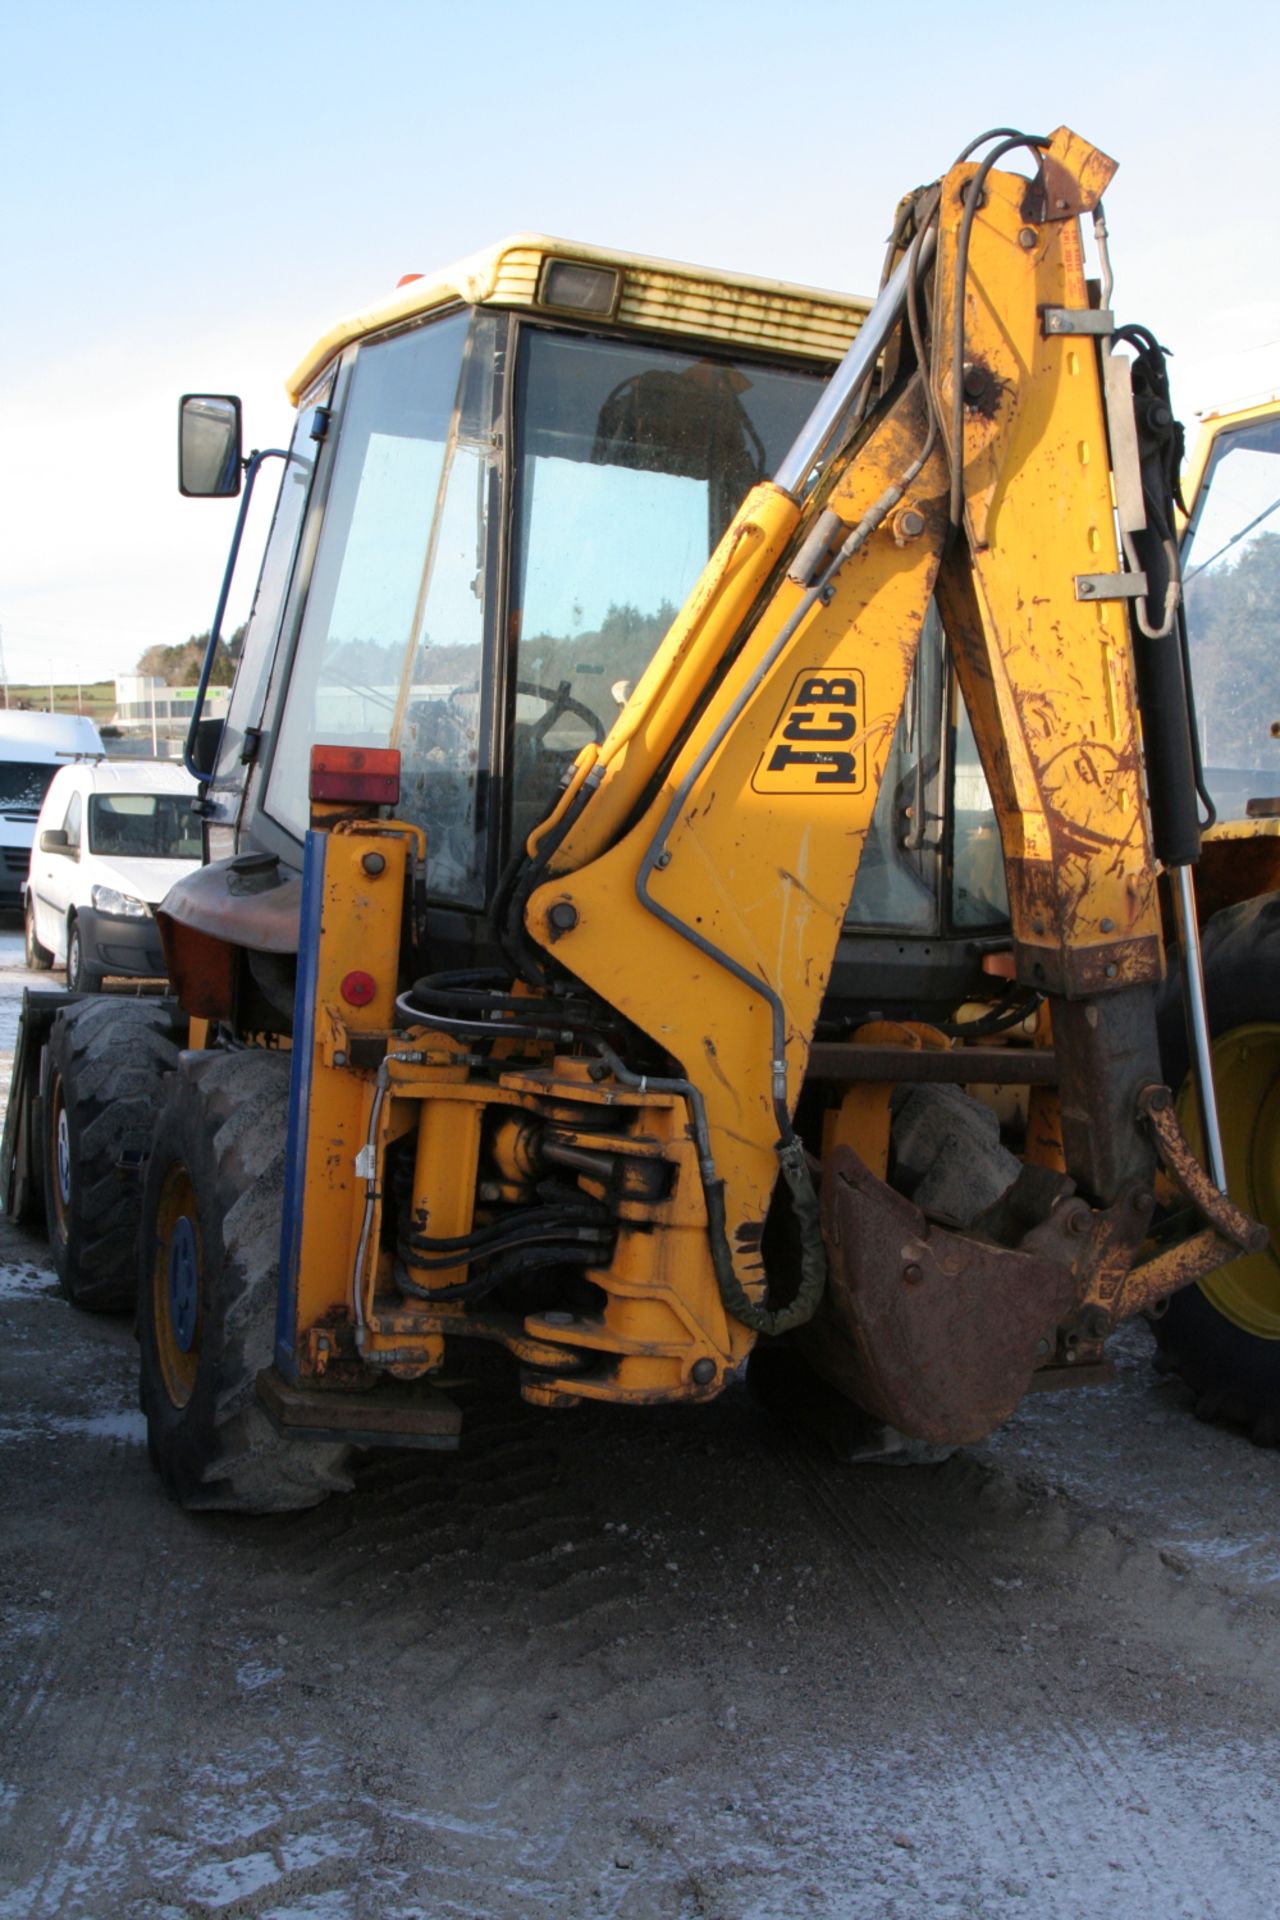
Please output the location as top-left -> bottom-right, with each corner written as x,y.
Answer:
309,745 -> 401,806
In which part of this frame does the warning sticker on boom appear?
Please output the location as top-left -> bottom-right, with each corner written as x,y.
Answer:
751,668 -> 866,795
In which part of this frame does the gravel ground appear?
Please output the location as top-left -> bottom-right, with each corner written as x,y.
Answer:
2,920 -> 1278,1920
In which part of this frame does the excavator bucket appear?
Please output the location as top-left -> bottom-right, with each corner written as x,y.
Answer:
814,1146 -> 1081,1445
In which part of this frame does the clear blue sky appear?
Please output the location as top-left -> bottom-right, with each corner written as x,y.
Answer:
2,0 -> 1276,687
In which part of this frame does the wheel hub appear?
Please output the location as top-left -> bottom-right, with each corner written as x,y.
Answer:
167,1216 -> 200,1352
55,1107 -> 72,1208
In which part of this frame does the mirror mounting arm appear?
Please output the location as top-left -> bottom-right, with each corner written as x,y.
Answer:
183,447 -> 288,787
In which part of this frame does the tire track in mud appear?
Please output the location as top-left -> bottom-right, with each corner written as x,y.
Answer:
790,1443 -> 1120,1896
733,1439 -> 1083,1920
0,1298 -> 360,1920
42,1392 -> 671,1920
232,1386 -> 1280,1917
304,1420 -> 695,1778
2,1459 -> 175,1914
769,1428 -> 1280,1918
162,1390 -> 1229,1918
126,1394 -> 761,1917
0,1293 -> 185,1920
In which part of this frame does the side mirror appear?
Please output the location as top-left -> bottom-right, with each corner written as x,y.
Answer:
39,829 -> 71,855
179,395 -> 243,498
191,715 -> 224,779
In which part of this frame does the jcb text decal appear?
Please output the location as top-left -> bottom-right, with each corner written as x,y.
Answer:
751,669 -> 866,795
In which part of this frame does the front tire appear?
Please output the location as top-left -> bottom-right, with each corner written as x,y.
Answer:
137,1047 -> 353,1512
1154,893 -> 1280,1441
44,999 -> 183,1310
24,898 -> 52,970
66,916 -> 103,993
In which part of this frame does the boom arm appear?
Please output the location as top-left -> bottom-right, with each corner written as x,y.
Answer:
521,128 -> 1167,1332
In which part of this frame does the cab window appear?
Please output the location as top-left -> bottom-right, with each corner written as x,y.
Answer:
217,375 -> 333,781
265,310 -> 497,905
508,329 -> 825,848
1182,411 -> 1280,818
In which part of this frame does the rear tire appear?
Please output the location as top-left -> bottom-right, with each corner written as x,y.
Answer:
66,917 -> 103,993
44,999 -> 183,1310
24,899 -> 52,970
1154,892 -> 1280,1442
137,1047 -> 353,1512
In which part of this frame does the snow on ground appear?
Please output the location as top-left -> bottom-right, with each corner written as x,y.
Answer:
0,1263 -> 59,1300
978,1319 -> 1280,1595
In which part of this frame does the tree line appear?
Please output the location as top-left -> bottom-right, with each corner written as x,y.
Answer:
135,625 -> 246,687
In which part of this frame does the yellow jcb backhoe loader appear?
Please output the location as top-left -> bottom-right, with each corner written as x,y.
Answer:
5,124 -> 1277,1508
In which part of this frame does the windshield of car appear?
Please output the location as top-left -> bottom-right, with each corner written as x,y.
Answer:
0,762 -> 60,816
87,793 -> 201,859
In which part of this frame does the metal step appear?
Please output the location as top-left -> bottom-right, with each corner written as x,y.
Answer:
256,1367 -> 462,1451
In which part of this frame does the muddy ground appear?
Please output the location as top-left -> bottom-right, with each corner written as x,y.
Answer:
1,924 -> 1277,1920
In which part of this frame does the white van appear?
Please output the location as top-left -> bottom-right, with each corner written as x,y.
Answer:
0,712 -> 105,909
25,760 -> 201,989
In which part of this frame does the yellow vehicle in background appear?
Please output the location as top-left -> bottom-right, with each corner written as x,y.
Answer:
5,124 -> 1276,1509
1152,396 -> 1280,1436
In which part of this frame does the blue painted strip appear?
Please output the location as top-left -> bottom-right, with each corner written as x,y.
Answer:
275,829 -> 326,1377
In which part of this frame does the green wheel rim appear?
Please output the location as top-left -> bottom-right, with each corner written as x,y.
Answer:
1177,1022 -> 1280,1339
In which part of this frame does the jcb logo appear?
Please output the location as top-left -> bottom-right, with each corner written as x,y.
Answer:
752,669 -> 865,794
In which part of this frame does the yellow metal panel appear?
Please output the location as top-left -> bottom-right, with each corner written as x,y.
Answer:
291,825 -> 411,1349
1205,817 -> 1280,843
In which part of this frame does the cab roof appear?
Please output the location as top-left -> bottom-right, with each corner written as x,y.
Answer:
287,234 -> 872,403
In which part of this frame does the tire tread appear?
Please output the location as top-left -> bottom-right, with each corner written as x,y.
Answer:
138,1048 -> 352,1513
45,999 -> 182,1310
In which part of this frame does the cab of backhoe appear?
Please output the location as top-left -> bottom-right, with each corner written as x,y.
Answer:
184,237 -> 1013,1015
197,241 -> 860,957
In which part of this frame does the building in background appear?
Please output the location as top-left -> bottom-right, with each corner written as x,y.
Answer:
110,676 -> 230,759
